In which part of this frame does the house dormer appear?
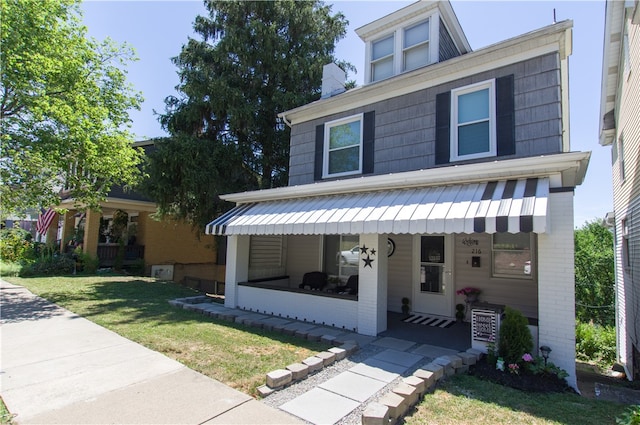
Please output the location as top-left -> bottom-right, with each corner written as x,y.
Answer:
356,0 -> 471,84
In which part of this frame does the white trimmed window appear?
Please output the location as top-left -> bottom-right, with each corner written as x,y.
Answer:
367,14 -> 438,83
492,233 -> 533,279
451,79 -> 497,161
403,20 -> 430,72
324,114 -> 363,177
371,35 -> 394,82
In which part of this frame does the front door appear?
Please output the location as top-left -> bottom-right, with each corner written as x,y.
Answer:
413,234 -> 454,317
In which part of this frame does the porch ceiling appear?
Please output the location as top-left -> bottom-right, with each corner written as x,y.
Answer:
206,178 -> 549,236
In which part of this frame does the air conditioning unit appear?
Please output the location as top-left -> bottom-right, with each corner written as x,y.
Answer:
151,265 -> 174,281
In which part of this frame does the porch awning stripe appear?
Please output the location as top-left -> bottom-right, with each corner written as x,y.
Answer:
205,177 -> 549,236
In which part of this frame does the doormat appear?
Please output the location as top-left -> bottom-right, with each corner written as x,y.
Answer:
402,314 -> 455,328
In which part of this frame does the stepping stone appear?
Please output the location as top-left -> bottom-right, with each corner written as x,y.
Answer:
280,388 -> 359,425
373,349 -> 423,368
372,337 -> 415,351
319,371 -> 387,402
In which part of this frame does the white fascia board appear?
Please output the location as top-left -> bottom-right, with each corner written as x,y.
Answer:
222,151 -> 591,204
599,0 -> 624,146
280,21 -> 572,125
355,1 -> 439,40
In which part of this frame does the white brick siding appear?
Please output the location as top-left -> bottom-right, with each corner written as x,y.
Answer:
537,190 -> 576,388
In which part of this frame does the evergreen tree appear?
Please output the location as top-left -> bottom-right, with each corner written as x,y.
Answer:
143,0 -> 351,232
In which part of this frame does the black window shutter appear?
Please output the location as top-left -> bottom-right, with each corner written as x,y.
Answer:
496,74 -> 515,156
314,124 -> 324,181
362,111 -> 375,174
435,91 -> 451,165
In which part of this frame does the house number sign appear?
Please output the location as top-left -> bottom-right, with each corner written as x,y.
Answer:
472,309 -> 497,342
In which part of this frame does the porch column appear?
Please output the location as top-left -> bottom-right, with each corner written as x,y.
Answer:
224,235 -> 250,309
357,233 -> 388,336
83,209 -> 100,258
45,212 -> 59,245
537,190 -> 577,389
60,211 -> 76,253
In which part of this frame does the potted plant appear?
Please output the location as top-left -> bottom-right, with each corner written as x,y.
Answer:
401,297 -> 411,316
455,303 -> 466,322
456,287 -> 481,303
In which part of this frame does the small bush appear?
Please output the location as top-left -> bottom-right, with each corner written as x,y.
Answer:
617,405 -> 640,425
20,255 -> 75,276
74,250 -> 99,274
499,306 -> 533,365
576,321 -> 617,369
0,227 -> 36,262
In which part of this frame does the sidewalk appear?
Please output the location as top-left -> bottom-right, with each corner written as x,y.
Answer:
0,280 -> 301,424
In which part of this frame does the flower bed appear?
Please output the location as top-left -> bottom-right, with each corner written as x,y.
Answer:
470,357 -> 575,393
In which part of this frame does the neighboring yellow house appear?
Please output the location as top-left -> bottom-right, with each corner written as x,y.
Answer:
56,140 -> 225,289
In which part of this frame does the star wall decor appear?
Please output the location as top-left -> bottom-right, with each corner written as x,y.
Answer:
370,248 -> 377,255
360,245 -> 369,255
362,254 -> 374,268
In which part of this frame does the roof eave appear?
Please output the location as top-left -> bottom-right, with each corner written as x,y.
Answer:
222,151 -> 591,204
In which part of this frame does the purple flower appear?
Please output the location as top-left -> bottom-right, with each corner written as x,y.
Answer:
522,353 -> 534,362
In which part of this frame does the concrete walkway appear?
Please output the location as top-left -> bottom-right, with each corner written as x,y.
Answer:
0,280 -> 301,424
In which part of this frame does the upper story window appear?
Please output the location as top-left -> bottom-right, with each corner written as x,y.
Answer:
403,20 -> 430,71
451,79 -> 496,161
324,114 -> 363,178
368,16 -> 437,83
435,75 -> 514,165
372,35 -> 394,81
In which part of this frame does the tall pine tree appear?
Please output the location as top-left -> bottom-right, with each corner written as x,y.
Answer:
144,1 -> 351,232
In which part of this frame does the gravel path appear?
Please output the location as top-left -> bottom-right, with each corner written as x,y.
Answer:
261,342 -> 431,425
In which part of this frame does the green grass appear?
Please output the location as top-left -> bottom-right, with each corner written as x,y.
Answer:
405,374 -> 627,425
0,397 -> 15,425
3,275 -> 328,396
0,261 -> 21,278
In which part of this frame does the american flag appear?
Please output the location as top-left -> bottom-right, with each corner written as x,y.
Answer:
36,208 -> 56,235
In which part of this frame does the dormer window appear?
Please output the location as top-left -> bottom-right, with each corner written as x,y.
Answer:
403,20 -> 430,71
371,35 -> 394,81
367,15 -> 438,83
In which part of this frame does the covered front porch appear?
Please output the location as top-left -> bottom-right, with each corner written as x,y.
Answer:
207,168 -> 580,387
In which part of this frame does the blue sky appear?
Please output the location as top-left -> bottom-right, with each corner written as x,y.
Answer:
81,0 -> 611,227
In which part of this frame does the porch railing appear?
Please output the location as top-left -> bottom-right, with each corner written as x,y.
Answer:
97,244 -> 145,267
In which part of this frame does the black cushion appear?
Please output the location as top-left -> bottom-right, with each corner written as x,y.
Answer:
299,271 -> 327,290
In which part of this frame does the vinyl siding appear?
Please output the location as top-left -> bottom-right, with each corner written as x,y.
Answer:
289,53 -> 563,186
611,15 -> 640,375
387,234 -> 414,312
438,18 -> 461,62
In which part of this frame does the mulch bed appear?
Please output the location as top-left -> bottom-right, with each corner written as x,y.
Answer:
469,358 -> 576,394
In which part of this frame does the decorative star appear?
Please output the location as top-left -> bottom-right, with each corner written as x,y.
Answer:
360,245 -> 369,255
362,255 -> 374,268
370,248 -> 377,256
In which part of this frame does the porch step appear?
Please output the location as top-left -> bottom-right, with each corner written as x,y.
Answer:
402,314 -> 455,328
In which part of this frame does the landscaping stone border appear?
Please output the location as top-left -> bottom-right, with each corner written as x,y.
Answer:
362,348 -> 483,425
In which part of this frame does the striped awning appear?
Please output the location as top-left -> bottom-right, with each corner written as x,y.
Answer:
206,178 -> 549,236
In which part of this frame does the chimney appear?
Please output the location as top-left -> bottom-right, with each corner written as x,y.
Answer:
321,63 -> 346,99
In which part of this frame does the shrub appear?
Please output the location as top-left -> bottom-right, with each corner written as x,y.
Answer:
576,321 -> 617,369
20,255 -> 75,276
74,250 -> 99,274
617,405 -> 640,425
0,227 -> 36,262
498,306 -> 533,365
